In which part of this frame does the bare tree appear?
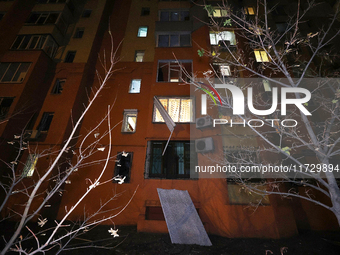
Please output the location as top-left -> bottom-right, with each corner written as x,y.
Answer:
190,0 -> 340,226
0,33 -> 137,254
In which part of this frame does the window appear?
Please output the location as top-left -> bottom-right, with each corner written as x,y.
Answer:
0,63 -> 30,83
146,141 -> 196,179
22,154 -> 38,178
157,33 -> 191,47
0,12 -> 5,21
245,7 -> 255,15
51,78 -> 66,94
74,27 -> 84,38
26,12 -> 60,25
208,7 -> 228,17
0,97 -> 14,120
11,35 -> 58,58
157,60 -> 192,82
129,79 -> 141,93
37,112 -> 54,132
220,65 -> 231,76
209,31 -> 236,46
276,22 -> 288,33
141,7 -> 150,16
82,9 -> 92,18
263,79 -> 271,92
254,50 -> 269,62
113,152 -> 133,183
159,10 -> 189,21
137,26 -> 148,37
134,51 -> 144,62
153,97 -> 194,123
122,110 -> 137,133
64,51 -> 76,63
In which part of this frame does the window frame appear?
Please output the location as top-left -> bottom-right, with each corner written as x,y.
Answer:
11,34 -> 58,58
129,79 -> 141,93
0,62 -> 31,83
0,97 -> 14,120
152,96 -> 195,124
22,154 -> 38,178
145,140 -> 197,179
157,32 -> 191,47
208,7 -> 228,17
25,12 -> 61,25
122,109 -> 138,133
37,112 -> 54,132
74,27 -> 85,38
254,50 -> 270,62
51,78 -> 66,94
209,31 -> 236,46
159,9 -> 190,21
137,26 -> 148,37
134,50 -> 145,62
156,60 -> 192,83
64,51 -> 76,63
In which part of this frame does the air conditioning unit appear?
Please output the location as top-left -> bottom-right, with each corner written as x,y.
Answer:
196,116 -> 213,129
24,130 -> 40,140
195,137 -> 214,153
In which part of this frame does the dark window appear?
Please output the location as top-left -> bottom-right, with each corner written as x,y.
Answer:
0,97 -> 14,120
67,1 -> 75,15
157,60 -> 192,82
51,78 -> 66,94
82,9 -> 92,18
147,141 -> 196,179
64,51 -> 76,63
37,112 -> 54,132
0,13 -> 5,21
157,33 -> 191,47
74,27 -> 84,38
141,7 -> 150,16
113,152 -> 133,183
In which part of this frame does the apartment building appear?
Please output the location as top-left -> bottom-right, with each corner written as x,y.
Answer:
0,0 -> 338,239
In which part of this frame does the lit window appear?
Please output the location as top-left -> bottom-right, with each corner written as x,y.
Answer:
153,97 -> 194,123
51,78 -> 66,94
254,50 -> 269,62
65,51 -> 76,63
129,79 -> 141,93
209,31 -> 236,45
220,65 -> 231,76
38,112 -> 54,132
0,63 -> 31,83
245,7 -> 255,15
138,26 -> 148,37
208,7 -> 228,17
263,79 -> 272,91
74,27 -> 84,38
11,35 -> 59,58
157,33 -> 191,47
22,154 -> 38,178
159,10 -> 189,21
122,110 -> 137,133
157,60 -> 192,82
82,9 -> 92,18
0,97 -> 14,120
135,51 -> 145,62
146,140 -> 196,179
113,151 -> 133,183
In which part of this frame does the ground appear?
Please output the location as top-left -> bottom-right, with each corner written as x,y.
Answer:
1,223 -> 340,254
